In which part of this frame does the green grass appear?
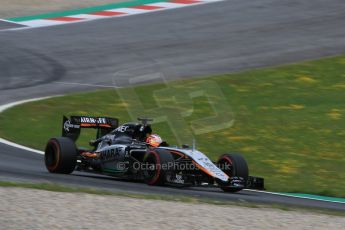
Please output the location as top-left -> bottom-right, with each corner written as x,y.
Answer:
1,181 -> 344,216
1,55 -> 345,197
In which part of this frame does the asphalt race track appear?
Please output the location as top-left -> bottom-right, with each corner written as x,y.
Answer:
0,20 -> 25,30
1,0 -> 345,210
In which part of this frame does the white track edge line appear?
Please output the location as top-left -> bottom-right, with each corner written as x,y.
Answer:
0,138 -> 44,155
0,96 -> 62,155
2,0 -> 225,30
245,189 -> 345,204
0,19 -> 24,25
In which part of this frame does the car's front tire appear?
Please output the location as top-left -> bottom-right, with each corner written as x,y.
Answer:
217,153 -> 249,192
44,137 -> 77,174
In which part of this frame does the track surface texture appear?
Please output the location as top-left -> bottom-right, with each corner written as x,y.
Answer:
1,0 -> 345,210
0,20 -> 25,30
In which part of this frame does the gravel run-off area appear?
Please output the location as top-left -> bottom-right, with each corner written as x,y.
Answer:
0,187 -> 344,229
0,0 -> 129,18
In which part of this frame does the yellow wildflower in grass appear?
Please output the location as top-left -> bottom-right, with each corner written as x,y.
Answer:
76,111 -> 89,115
272,104 -> 305,110
228,136 -> 254,141
327,109 -> 342,120
295,76 -> 318,84
332,83 -> 345,89
259,83 -> 274,87
289,104 -> 305,110
240,146 -> 259,153
277,160 -> 300,174
262,159 -> 278,165
236,88 -> 250,92
276,137 -> 293,143
258,106 -> 269,110
278,165 -> 298,174
318,151 -> 340,159
337,130 -> 345,136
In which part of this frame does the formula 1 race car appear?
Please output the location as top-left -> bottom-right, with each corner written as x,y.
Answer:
44,116 -> 264,192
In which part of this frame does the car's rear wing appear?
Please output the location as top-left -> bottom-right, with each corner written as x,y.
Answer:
62,115 -> 119,141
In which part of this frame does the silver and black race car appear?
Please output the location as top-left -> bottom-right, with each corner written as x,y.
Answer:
44,116 -> 264,192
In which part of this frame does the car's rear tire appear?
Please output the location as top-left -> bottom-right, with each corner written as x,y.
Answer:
142,149 -> 174,185
217,153 -> 249,192
44,137 -> 77,174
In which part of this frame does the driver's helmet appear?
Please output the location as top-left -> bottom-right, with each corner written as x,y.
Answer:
146,134 -> 162,147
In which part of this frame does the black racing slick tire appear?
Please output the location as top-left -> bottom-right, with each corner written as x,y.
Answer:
142,149 -> 174,186
217,153 -> 249,192
44,137 -> 77,174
